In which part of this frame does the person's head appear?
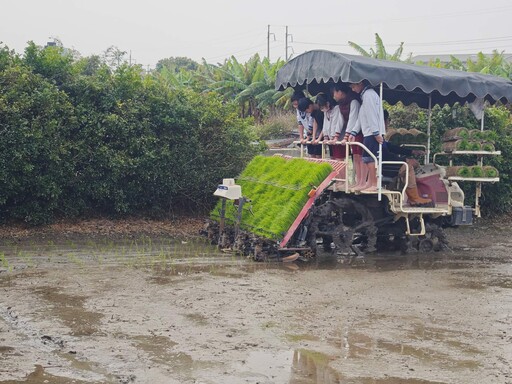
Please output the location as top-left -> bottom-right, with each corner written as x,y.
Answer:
349,81 -> 365,94
291,90 -> 306,109
298,98 -> 314,113
332,83 -> 352,102
315,93 -> 335,112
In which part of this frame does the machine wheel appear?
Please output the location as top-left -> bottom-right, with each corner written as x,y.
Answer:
420,222 -> 449,252
401,221 -> 449,257
307,197 -> 378,258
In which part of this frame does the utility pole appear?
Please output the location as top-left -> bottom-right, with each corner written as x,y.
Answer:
285,26 -> 293,61
267,25 -> 275,60
267,25 -> 271,59
285,26 -> 288,61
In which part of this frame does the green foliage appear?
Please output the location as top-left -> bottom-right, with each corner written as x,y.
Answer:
211,156 -> 333,239
200,54 -> 288,119
0,43 -> 261,224
23,41 -> 75,86
476,111 -> 512,214
156,57 -> 199,73
348,33 -> 404,61
3,37 -> 512,221
0,62 -> 76,223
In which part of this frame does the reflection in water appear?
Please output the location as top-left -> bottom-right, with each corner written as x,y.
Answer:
2,364 -> 90,384
231,348 -> 342,384
234,349 -> 295,383
290,349 -> 343,384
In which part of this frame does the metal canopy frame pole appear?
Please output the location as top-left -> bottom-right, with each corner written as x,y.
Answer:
427,94 -> 432,164
475,104 -> 486,217
378,83 -> 383,201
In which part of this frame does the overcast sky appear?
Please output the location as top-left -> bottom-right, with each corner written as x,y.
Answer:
2,0 -> 512,68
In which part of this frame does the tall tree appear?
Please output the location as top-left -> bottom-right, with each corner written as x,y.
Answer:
202,54 -> 288,118
103,46 -> 127,69
156,56 -> 198,73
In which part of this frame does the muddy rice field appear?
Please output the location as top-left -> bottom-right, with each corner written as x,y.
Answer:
0,218 -> 511,384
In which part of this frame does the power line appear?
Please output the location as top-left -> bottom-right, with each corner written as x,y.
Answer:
405,36 -> 512,47
288,5 -> 512,28
412,44 -> 512,55
291,35 -> 512,53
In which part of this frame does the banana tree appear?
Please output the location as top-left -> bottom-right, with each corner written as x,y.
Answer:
348,33 -> 404,61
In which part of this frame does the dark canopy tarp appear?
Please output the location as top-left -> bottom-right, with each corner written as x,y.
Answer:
275,50 -> 512,108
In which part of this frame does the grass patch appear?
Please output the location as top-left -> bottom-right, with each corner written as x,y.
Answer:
252,112 -> 297,140
211,155 -> 333,240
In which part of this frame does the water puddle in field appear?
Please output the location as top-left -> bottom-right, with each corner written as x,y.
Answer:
0,365 -> 91,384
1,230 -> 510,384
231,348 -> 342,383
232,348 -> 448,384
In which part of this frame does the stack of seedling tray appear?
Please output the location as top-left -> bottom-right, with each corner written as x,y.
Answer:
211,155 -> 333,240
386,128 -> 427,146
442,127 -> 498,153
445,165 -> 499,179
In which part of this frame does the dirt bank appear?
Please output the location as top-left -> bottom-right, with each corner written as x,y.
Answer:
0,218 -> 511,383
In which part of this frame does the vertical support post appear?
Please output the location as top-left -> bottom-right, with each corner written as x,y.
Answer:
378,83 -> 384,201
285,26 -> 289,61
218,198 -> 227,245
475,182 -> 482,218
234,198 -> 246,242
477,106 -> 485,214
427,94 -> 432,164
267,25 -> 270,59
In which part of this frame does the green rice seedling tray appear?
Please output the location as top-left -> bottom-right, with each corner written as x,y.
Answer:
211,155 -> 333,240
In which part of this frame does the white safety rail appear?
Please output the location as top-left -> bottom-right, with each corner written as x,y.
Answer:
291,139 -> 451,235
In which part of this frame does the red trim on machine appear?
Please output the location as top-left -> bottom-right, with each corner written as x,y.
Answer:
278,156 -> 346,248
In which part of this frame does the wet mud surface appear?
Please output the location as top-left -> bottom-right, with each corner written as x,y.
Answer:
0,223 -> 511,383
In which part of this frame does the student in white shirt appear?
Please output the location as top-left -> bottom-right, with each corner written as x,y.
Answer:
313,93 -> 346,160
348,80 -> 384,191
291,90 -> 311,141
332,83 -> 364,188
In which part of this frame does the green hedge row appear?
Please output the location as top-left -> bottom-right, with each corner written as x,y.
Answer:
0,43 -> 262,224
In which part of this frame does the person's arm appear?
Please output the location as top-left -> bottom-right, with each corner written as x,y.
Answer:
348,117 -> 361,139
366,92 -> 382,137
312,118 -> 319,143
298,122 -> 306,143
332,107 -> 345,143
318,114 -> 329,143
296,110 -> 306,143
365,92 -> 383,144
346,100 -> 360,134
